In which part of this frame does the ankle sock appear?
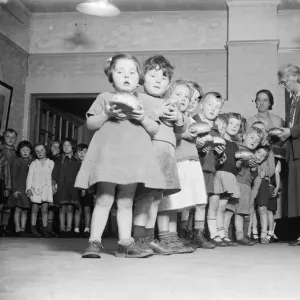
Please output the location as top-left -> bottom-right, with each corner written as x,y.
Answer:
253,228 -> 258,235
84,227 -> 90,233
207,217 -> 218,239
217,227 -> 225,239
235,231 -> 244,240
74,228 -> 80,233
133,225 -> 145,239
47,220 -> 53,232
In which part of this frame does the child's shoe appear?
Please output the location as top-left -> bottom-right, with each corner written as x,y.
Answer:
260,237 -> 269,244
165,236 -> 195,254
222,237 -> 238,246
82,240 -> 103,258
1,226 -> 13,237
236,237 -> 256,246
116,241 -> 153,258
210,236 -> 227,247
251,232 -> 260,243
31,226 -> 42,238
134,237 -> 154,256
41,227 -> 51,238
145,238 -> 173,255
15,231 -> 24,237
193,229 -> 215,249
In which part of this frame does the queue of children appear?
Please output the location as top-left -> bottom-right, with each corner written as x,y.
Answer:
0,53 -> 284,260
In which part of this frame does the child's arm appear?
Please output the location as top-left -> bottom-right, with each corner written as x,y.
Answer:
3,160 -> 11,197
11,160 -> 20,198
173,113 -> 187,134
26,162 -> 34,197
272,160 -> 281,197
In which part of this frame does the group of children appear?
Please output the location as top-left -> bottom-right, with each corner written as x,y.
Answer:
0,53 -> 284,260
0,133 -> 94,238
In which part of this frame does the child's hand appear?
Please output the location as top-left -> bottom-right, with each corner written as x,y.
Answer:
196,137 -> 206,148
104,100 -> 127,119
162,104 -> 182,123
202,146 -> 212,153
260,170 -> 266,179
272,186 -> 280,197
214,145 -> 225,156
26,189 -> 33,198
130,105 -> 145,122
248,158 -> 257,168
13,191 -> 21,199
81,190 -> 86,197
52,185 -> 57,195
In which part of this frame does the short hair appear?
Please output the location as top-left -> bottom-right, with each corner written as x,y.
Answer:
215,113 -> 228,127
255,145 -> 271,156
278,63 -> 300,83
187,81 -> 204,102
225,112 -> 244,123
255,89 -> 274,110
104,53 -> 144,85
163,80 -> 193,100
201,92 -> 224,106
0,135 -> 4,144
16,140 -> 33,157
245,126 -> 264,142
76,143 -> 88,152
4,128 -> 17,137
143,55 -> 175,80
61,138 -> 77,152
33,143 -> 49,158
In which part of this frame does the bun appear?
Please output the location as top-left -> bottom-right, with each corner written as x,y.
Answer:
212,136 -> 226,147
235,150 -> 254,160
110,93 -> 139,114
188,123 -> 211,136
268,128 -> 283,136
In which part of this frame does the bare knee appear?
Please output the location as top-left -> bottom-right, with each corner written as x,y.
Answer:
117,198 -> 133,210
258,206 -> 267,214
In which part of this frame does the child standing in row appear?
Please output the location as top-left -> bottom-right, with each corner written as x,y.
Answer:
76,54 -> 166,259
133,55 -> 186,255
26,143 -> 54,238
12,141 -> 33,237
52,138 -> 81,237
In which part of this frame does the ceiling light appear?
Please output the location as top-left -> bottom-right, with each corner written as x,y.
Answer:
76,0 -> 120,17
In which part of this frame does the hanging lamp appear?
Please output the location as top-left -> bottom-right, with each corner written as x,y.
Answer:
76,0 -> 120,17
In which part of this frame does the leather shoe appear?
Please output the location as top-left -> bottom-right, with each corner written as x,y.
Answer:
289,239 -> 300,246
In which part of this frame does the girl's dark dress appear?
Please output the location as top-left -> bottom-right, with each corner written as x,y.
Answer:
52,155 -> 81,207
12,157 -> 33,209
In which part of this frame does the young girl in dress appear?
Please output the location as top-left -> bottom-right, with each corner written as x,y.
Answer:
47,140 -> 61,236
52,138 -> 80,238
12,141 -> 33,237
193,93 -> 226,248
26,143 -> 54,238
211,112 -> 243,246
75,53 -> 165,259
156,80 -> 202,254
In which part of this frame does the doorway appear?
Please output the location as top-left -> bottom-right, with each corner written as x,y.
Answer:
29,94 -> 96,144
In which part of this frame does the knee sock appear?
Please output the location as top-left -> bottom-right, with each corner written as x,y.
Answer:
194,220 -> 205,230
133,225 -> 145,239
267,230 -> 274,237
47,220 -> 53,233
243,216 -> 250,238
187,210 -> 195,231
180,220 -> 188,230
207,217 -> 218,238
145,228 -> 155,241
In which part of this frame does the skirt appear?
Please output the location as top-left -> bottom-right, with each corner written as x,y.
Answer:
214,171 -> 241,199
255,179 -> 270,207
135,141 -> 181,200
16,193 -> 31,209
203,171 -> 215,195
236,183 -> 251,215
267,185 -> 278,213
158,160 -> 207,212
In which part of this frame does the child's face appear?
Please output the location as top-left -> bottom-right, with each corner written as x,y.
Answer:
4,132 -> 17,147
77,148 -> 87,161
226,118 -> 241,137
200,95 -> 223,121
243,132 -> 261,150
144,67 -> 170,97
35,145 -> 46,160
51,143 -> 60,156
255,148 -> 268,164
187,88 -> 200,115
252,123 -> 267,142
169,84 -> 190,112
20,146 -> 31,159
112,58 -> 139,93
63,141 -> 73,155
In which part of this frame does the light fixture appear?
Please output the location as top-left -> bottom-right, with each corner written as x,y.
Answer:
76,0 -> 120,17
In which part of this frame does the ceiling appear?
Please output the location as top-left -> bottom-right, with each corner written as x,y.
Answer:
19,0 -> 300,13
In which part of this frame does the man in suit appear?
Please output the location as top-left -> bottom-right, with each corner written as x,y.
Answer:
277,63 -> 300,246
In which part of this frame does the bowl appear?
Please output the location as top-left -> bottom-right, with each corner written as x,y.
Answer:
268,128 -> 283,136
188,123 -> 212,136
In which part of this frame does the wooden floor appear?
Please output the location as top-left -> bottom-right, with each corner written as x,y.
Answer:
1,238 -> 300,300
